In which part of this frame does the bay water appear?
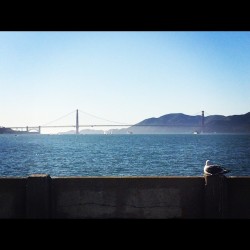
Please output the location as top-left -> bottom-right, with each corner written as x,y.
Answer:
0,134 -> 250,177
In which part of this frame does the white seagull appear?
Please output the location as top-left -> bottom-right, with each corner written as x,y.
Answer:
204,160 -> 230,176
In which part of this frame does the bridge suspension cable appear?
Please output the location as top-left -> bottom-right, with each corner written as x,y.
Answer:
204,111 -> 212,116
78,109 -> 130,125
191,111 -> 204,116
42,110 -> 76,126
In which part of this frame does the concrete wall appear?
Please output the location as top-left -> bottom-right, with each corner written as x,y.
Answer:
0,178 -> 26,218
0,175 -> 249,218
51,177 -> 204,218
228,177 -> 250,218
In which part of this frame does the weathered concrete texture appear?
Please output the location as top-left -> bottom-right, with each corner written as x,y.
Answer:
0,178 -> 26,218
52,177 -> 204,219
205,175 -> 228,218
2,175 -> 250,218
228,177 -> 250,218
26,174 -> 51,218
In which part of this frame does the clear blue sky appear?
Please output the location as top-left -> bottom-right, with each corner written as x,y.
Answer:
0,32 -> 249,133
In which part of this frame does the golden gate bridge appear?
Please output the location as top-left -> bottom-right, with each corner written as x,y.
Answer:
5,109 -> 205,134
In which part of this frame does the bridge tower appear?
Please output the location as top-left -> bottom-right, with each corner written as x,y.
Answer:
201,110 -> 205,133
76,109 -> 79,134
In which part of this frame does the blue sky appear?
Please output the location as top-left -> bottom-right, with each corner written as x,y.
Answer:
0,32 -> 249,133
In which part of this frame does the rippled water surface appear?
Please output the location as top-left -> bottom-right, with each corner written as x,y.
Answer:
0,134 -> 250,177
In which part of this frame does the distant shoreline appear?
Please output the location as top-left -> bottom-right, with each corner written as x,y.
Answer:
0,127 -> 39,134
1,111 -> 250,134
1,132 -> 250,136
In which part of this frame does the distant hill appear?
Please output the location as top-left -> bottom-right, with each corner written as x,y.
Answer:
116,112 -> 250,134
0,127 -> 15,134
203,112 -> 250,133
0,127 -> 38,134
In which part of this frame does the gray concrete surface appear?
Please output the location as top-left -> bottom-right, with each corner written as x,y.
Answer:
0,175 -> 249,218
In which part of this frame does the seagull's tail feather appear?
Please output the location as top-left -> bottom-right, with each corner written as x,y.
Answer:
216,167 -> 230,175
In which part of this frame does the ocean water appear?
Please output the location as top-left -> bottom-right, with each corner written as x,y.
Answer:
0,134 -> 250,177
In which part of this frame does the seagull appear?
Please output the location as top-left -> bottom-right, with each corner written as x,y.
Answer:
204,160 -> 230,176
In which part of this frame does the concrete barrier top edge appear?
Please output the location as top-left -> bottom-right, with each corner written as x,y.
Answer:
51,176 -> 205,179
1,175 -> 250,180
